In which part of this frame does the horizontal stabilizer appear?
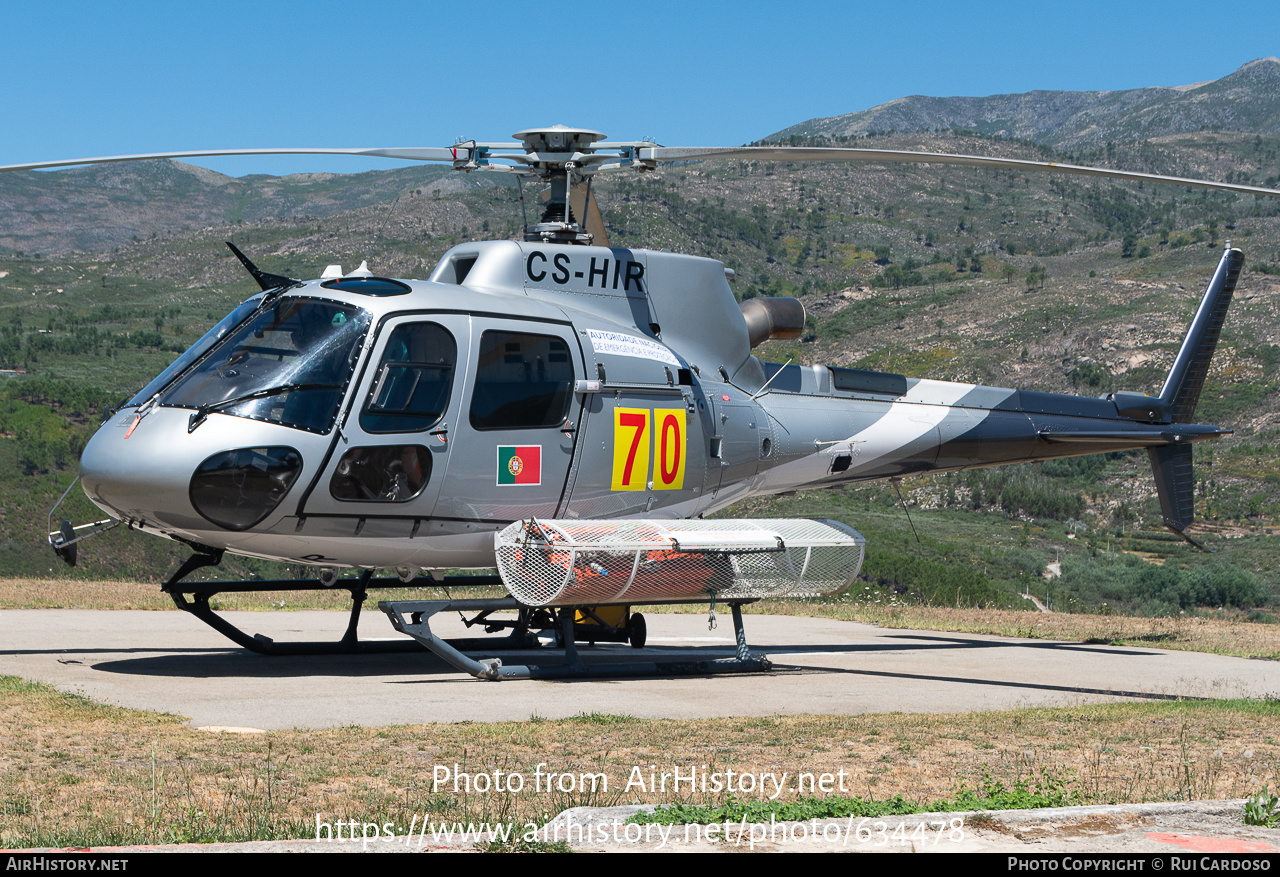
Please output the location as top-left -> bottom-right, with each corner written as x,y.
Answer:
494,518 -> 865,606
1037,426 -> 1230,445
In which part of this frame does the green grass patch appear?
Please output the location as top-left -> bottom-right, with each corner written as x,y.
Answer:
630,770 -> 1082,824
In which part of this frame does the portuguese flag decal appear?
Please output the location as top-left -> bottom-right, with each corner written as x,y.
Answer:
497,445 -> 541,485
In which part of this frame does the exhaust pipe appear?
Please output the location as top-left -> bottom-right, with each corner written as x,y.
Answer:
740,297 -> 806,348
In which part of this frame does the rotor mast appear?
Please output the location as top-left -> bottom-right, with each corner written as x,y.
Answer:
508,126 -> 612,245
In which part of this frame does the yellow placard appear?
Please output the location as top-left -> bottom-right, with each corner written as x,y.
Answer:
611,407 -> 686,492
611,408 -> 650,491
653,409 -> 686,490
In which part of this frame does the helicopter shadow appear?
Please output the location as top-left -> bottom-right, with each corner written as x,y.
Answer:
92,647 -> 457,680
761,634 -> 1195,702
87,639 -> 744,680
863,633 -> 1155,657
86,630 -> 1165,683
772,663 -> 1202,702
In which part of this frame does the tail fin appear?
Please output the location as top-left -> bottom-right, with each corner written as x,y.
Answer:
1158,246 -> 1244,422
1148,245 -> 1243,550
1148,443 -> 1203,546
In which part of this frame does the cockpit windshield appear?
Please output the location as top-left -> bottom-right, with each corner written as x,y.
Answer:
126,294 -> 264,408
158,297 -> 370,434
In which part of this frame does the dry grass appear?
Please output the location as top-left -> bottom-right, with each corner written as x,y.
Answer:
3,675 -> 1279,847
0,578 -> 505,612
0,578 -> 191,610
750,602 -> 1280,660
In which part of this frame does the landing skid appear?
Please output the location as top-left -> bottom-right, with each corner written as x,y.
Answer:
162,550 -> 504,656
380,597 -> 772,680
163,551 -> 774,677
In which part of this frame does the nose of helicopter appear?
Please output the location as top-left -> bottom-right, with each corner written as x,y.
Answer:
79,408 -> 309,533
79,409 -> 207,529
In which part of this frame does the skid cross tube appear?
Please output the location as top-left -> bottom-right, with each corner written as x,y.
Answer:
380,597 -> 772,680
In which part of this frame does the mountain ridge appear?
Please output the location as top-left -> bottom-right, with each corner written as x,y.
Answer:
769,59 -> 1280,148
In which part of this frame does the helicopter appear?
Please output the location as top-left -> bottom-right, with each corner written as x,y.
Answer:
4,126 -> 1277,679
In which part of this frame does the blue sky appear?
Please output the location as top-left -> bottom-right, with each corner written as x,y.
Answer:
3,0 -> 1279,177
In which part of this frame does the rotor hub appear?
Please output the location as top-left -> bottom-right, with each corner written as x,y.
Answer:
512,125 -> 606,156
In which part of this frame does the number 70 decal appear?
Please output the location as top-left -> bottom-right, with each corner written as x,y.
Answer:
611,408 -> 686,491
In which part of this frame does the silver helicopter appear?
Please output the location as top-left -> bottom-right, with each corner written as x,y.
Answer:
5,127 -> 1276,678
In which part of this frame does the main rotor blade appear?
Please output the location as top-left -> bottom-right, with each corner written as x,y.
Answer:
641,146 -> 1280,198
10,139 -> 1278,200
0,146 -> 465,174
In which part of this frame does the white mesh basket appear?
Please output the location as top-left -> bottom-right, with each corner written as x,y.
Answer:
494,518 -> 865,607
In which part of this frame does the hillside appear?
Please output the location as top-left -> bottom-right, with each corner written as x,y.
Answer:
0,160 -> 492,256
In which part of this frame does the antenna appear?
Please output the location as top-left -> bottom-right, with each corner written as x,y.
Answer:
515,175 -> 529,235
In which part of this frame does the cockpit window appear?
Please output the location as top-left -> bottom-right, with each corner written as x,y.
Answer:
126,295 -> 264,408
158,297 -> 369,434
361,322 -> 457,433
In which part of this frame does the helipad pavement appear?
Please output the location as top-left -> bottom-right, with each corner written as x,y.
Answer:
2,609 -> 1276,729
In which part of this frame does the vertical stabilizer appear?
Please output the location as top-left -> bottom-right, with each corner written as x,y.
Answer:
1146,246 -> 1242,550
1159,246 -> 1244,422
1148,444 -> 1196,531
